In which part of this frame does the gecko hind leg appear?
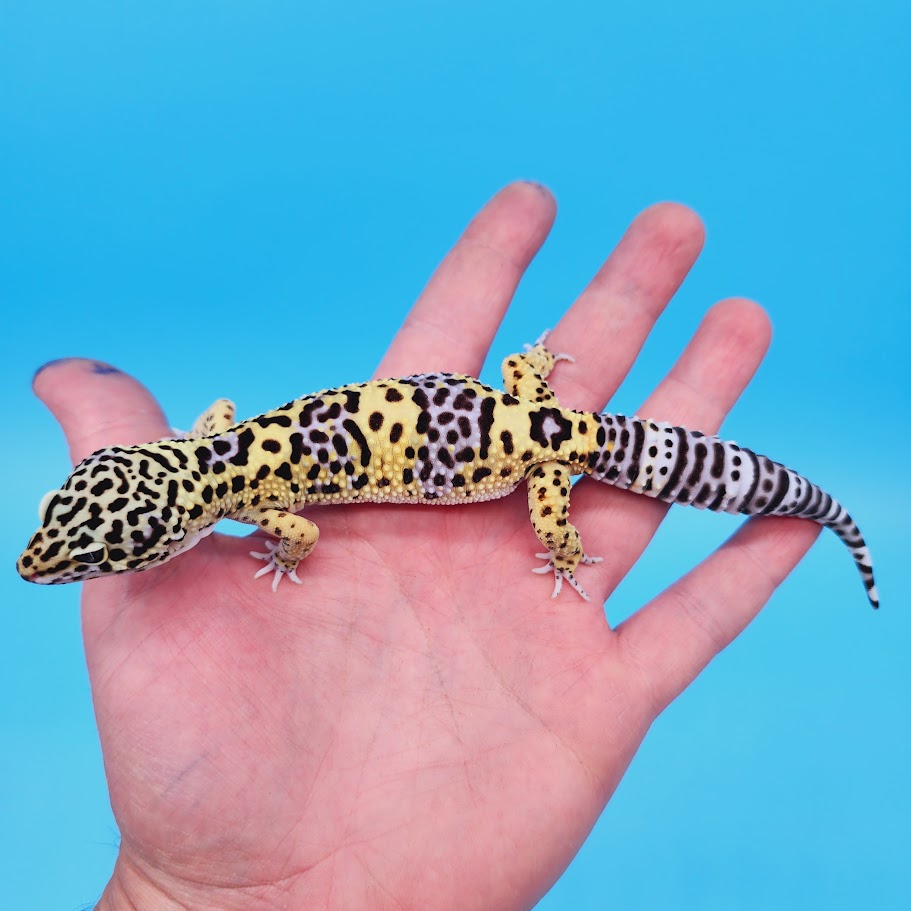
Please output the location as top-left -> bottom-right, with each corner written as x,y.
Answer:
525,461 -> 601,602
532,553 -> 603,600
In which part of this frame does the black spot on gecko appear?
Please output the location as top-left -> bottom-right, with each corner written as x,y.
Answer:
90,477 -> 114,497
298,400 -> 321,427
343,418 -> 372,467
195,447 -> 212,472
478,397 -> 496,459
229,428 -> 256,467
58,497 -> 87,526
529,408 -> 574,450
659,428 -> 690,500
343,390 -> 361,414
317,403 -> 342,422
255,414 -> 293,428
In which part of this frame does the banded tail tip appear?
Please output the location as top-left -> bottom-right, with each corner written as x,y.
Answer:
866,581 -> 880,610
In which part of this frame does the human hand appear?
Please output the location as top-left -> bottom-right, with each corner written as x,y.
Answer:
34,182 -> 821,910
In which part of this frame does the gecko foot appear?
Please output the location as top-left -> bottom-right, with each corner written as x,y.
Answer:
250,541 -> 303,592
531,553 -> 602,601
524,329 -> 575,364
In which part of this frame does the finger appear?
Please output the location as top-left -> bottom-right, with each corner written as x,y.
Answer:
616,516 -> 821,714
546,202 -> 706,412
572,297 -> 773,594
376,181 -> 557,378
32,358 -> 170,465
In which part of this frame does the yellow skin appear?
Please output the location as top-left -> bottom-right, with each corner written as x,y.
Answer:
19,185 -> 837,910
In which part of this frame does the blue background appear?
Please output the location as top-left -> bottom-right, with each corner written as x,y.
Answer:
2,2 -> 909,908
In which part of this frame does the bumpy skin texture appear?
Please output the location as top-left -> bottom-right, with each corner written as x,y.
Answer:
17,337 -> 878,606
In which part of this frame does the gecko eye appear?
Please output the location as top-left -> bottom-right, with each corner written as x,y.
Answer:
71,544 -> 108,565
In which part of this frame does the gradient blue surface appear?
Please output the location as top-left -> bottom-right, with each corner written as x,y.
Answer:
2,2 -> 909,908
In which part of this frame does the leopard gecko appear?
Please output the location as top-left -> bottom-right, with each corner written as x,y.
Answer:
17,334 -> 879,606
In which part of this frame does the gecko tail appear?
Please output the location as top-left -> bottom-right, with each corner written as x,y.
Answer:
585,413 -> 879,609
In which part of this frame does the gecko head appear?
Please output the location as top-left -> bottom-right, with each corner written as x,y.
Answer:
17,446 -> 197,585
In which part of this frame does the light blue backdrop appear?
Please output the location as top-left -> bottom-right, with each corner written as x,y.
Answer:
2,2 -> 908,908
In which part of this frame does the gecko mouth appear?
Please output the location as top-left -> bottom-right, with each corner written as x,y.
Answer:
16,554 -> 68,584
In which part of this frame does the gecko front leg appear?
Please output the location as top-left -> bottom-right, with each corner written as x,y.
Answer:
234,506 -> 320,591
170,399 -> 237,440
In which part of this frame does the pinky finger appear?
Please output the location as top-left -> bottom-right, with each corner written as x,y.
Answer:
615,516 -> 821,714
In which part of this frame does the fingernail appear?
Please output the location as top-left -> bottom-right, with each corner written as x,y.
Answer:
33,358 -> 122,381
33,357 -> 78,381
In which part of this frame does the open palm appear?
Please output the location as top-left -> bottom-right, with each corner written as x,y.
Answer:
36,183 -> 821,910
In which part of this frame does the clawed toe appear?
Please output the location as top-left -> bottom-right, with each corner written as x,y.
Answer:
251,541 -> 303,591
531,552 -> 601,601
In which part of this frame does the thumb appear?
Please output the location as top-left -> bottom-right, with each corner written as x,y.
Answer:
32,358 -> 171,464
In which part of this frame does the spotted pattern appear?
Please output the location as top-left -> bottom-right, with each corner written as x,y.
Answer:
587,414 -> 878,606
17,339 -> 878,608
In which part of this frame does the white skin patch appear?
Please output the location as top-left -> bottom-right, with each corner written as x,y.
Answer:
412,375 -> 484,498
207,432 -> 240,466
538,415 -> 564,441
